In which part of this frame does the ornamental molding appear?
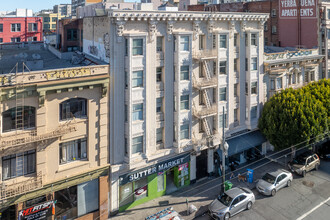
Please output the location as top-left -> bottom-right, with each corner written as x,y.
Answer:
116,21 -> 126,42
167,20 -> 176,41
149,20 -> 158,41
193,20 -> 201,40
109,11 -> 269,23
208,20 -> 214,39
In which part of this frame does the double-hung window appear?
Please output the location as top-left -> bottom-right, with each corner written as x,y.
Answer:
60,138 -> 87,164
132,70 -> 143,88
2,150 -> 36,180
132,136 -> 143,154
219,87 -> 227,101
219,61 -> 227,75
276,78 -> 282,89
180,36 -> 189,51
251,57 -> 258,70
219,34 -> 227,48
234,33 -> 238,47
67,29 -> 78,41
251,81 -> 257,94
11,23 -> 21,32
133,39 -> 143,55
180,124 -> 189,140
28,23 -> 38,32
251,34 -> 257,46
234,59 -> 238,72
180,65 -> 189,80
132,103 -> 143,121
180,95 -> 189,110
0,24 -> 3,32
156,97 -> 163,113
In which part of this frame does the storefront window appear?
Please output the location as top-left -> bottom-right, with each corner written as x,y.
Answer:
55,180 -> 99,219
134,177 -> 148,200
119,182 -> 134,206
157,174 -> 165,192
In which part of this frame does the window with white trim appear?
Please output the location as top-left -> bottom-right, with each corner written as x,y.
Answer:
251,57 -> 258,70
156,97 -> 163,113
60,138 -> 87,164
11,23 -> 21,32
132,70 -> 143,88
251,81 -> 257,94
219,61 -> 227,75
219,34 -> 227,48
132,103 -> 143,121
132,136 -> 143,154
180,95 -> 189,110
180,36 -> 189,51
180,124 -> 189,140
219,87 -> 227,101
132,39 -> 143,55
180,65 -> 189,80
251,33 -> 257,46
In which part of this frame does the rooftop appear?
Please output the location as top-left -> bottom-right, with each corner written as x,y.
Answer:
0,43 -> 97,75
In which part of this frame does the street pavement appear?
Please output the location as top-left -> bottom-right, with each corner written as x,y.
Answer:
110,157 -> 330,220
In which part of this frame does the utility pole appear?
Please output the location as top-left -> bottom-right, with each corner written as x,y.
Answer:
221,106 -> 229,193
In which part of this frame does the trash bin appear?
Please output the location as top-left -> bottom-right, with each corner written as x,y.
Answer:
224,180 -> 233,191
247,169 -> 254,183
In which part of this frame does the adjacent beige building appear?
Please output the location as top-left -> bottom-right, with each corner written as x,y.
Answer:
0,44 -> 110,220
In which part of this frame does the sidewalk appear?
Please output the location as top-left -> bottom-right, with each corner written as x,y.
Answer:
109,157 -> 287,220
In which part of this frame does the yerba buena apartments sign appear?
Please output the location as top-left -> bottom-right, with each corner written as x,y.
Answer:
119,153 -> 190,185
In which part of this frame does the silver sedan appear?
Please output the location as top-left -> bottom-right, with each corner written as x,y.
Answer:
256,169 -> 293,196
208,187 -> 255,220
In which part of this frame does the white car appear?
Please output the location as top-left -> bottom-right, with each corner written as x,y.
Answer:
256,169 -> 293,196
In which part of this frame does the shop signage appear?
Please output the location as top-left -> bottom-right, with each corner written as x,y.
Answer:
279,0 -> 317,18
120,153 -> 190,185
135,185 -> 147,196
265,50 -> 312,60
18,200 -> 55,220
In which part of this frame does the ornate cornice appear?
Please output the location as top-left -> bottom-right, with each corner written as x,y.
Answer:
109,10 -> 269,23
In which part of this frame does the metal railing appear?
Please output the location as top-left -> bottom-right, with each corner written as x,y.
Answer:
192,49 -> 217,60
192,75 -> 218,89
193,104 -> 217,119
0,171 -> 43,201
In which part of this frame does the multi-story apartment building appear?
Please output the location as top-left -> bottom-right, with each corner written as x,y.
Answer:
71,0 -> 103,16
264,47 -> 323,100
39,13 -> 65,33
82,10 -> 269,214
53,4 -> 72,17
0,17 -> 43,43
0,43 -> 110,220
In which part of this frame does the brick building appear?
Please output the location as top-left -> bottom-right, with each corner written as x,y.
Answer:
58,18 -> 83,52
189,0 -> 318,49
0,17 -> 43,43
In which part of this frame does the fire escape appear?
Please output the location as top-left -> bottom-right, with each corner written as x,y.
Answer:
0,64 -> 77,202
192,50 -> 220,147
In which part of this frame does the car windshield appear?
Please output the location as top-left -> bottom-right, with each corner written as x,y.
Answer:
293,157 -> 306,165
217,193 -> 233,206
262,173 -> 276,184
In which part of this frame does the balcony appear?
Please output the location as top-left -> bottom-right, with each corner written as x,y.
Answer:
0,171 -> 43,201
192,49 -> 217,60
193,104 -> 217,119
193,75 -> 218,90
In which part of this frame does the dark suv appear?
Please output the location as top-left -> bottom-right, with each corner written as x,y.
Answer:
288,152 -> 320,177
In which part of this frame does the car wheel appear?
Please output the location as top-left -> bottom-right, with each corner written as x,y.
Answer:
224,212 -> 230,220
315,164 -> 319,171
302,170 -> 306,177
271,189 -> 276,196
287,180 -> 291,187
247,201 -> 252,210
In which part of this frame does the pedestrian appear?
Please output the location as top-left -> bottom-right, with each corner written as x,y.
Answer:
230,162 -> 236,179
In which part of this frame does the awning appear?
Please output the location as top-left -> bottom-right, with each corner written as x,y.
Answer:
227,130 -> 267,156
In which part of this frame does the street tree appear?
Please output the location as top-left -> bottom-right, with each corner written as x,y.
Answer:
258,79 -> 330,151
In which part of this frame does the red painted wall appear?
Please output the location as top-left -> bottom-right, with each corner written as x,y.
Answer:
0,17 -> 43,43
278,0 -> 318,48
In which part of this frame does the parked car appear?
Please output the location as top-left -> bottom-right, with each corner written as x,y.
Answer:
288,152 -> 320,177
256,169 -> 293,196
208,187 -> 255,220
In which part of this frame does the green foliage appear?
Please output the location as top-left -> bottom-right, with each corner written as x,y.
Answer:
259,79 -> 330,151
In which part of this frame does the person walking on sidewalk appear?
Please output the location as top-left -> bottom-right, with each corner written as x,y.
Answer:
230,162 -> 236,179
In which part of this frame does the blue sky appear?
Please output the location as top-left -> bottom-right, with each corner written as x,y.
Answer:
2,0 -> 71,12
